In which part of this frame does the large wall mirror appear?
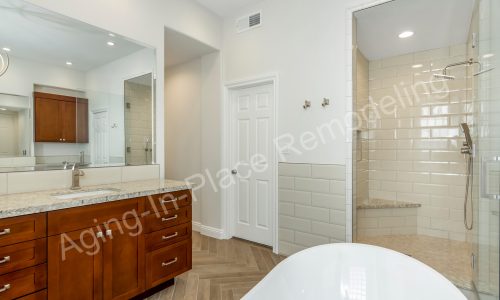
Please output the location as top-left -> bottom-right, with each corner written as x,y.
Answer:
0,0 -> 156,172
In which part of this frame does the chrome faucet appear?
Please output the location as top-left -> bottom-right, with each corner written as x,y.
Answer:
71,163 -> 85,190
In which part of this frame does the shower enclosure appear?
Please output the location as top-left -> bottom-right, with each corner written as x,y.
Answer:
352,0 -> 499,298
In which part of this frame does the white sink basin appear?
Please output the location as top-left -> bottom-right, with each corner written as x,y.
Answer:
52,188 -> 120,200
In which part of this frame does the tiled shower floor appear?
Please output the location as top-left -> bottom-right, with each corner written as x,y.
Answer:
357,235 -> 473,289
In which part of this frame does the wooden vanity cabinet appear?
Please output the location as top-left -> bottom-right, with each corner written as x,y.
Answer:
45,190 -> 192,300
34,92 -> 89,143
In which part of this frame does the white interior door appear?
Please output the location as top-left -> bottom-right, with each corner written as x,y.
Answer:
230,83 -> 275,246
0,113 -> 18,156
92,110 -> 109,164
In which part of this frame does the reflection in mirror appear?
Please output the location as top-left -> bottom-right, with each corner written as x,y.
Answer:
0,93 -> 32,166
0,0 -> 156,172
124,73 -> 153,166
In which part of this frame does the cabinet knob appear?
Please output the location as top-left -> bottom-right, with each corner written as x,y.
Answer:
105,229 -> 112,237
96,231 -> 103,238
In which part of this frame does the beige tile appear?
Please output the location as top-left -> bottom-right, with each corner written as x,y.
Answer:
278,241 -> 306,256
278,163 -> 311,177
294,204 -> 329,222
278,228 -> 294,243
7,170 -> 72,193
121,165 -> 159,182
330,209 -> 346,226
279,202 -> 294,216
311,193 -> 344,210
294,231 -> 329,247
80,167 -> 122,187
278,176 -> 294,189
279,189 -> 311,205
311,164 -> 345,180
311,221 -> 345,240
279,215 -> 311,232
294,178 -> 330,193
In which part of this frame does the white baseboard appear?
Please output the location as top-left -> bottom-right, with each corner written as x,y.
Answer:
192,221 -> 225,239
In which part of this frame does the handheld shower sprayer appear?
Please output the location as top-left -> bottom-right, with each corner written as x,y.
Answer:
460,123 -> 474,230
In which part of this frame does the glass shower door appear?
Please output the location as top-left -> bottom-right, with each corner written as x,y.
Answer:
472,0 -> 500,297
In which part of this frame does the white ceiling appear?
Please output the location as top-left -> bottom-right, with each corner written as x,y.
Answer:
355,0 -> 475,60
164,28 -> 216,68
0,0 -> 147,71
195,0 -> 260,16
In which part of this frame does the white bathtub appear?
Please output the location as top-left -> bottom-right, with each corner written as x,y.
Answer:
244,243 -> 466,300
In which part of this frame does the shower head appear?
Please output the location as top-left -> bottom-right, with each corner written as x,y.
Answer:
433,73 -> 456,80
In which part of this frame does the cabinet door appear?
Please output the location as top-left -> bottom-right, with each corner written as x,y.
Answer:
48,228 -> 103,300
76,98 -> 89,143
34,96 -> 62,142
103,220 -> 144,300
61,100 -> 77,143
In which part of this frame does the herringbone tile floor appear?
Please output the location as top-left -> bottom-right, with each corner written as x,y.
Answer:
147,231 -> 285,300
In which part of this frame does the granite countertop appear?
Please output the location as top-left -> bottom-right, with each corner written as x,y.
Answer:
0,179 -> 191,219
357,198 -> 421,209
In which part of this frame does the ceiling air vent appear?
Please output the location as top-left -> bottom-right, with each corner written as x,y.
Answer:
236,11 -> 262,33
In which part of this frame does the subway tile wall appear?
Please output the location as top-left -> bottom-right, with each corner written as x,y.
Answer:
366,44 -> 471,241
278,163 -> 346,256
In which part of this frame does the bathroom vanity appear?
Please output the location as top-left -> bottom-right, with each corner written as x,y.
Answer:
0,180 -> 192,299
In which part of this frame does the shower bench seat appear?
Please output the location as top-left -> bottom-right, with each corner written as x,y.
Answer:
357,199 -> 421,238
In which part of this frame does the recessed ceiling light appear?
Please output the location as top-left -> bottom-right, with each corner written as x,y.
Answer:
0,108 -> 7,111
66,61 -> 73,66
483,53 -> 494,58
2,47 -> 11,52
398,31 -> 414,39
107,41 -> 115,46
108,33 -> 115,37
412,64 -> 423,68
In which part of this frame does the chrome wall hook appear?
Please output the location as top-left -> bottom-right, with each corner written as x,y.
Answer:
322,98 -> 330,107
303,100 -> 311,110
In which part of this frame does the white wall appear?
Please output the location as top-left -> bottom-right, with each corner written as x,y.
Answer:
164,51 -> 222,229
0,55 -> 85,97
165,58 -> 202,223
200,52 -> 222,229
26,0 -> 224,178
223,0 -> 367,165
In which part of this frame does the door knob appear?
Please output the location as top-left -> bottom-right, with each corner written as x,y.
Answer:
231,169 -> 238,175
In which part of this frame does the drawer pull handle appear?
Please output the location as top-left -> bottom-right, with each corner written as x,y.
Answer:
161,257 -> 178,267
161,199 -> 177,204
0,284 -> 10,293
0,228 -> 10,236
0,256 -> 10,264
162,232 -> 178,240
161,215 -> 178,222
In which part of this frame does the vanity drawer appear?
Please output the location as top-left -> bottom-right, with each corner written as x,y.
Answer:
48,199 -> 141,235
146,239 -> 191,289
0,264 -> 47,299
0,214 -> 46,247
145,190 -> 191,214
144,206 -> 191,233
0,239 -> 46,276
145,223 -> 191,252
